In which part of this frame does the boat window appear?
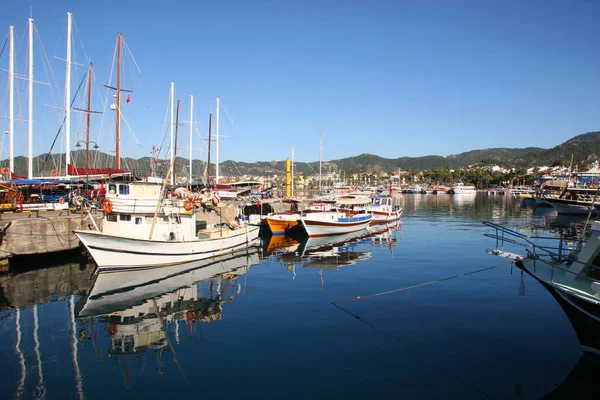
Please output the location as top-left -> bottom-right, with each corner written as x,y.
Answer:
118,185 -> 130,195
135,217 -> 142,225
108,184 -> 116,194
106,214 -> 117,222
120,214 -> 131,221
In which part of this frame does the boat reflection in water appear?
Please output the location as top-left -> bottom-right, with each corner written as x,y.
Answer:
76,247 -> 262,360
265,221 -> 401,285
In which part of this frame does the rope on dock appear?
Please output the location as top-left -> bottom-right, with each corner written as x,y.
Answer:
332,261 -> 512,304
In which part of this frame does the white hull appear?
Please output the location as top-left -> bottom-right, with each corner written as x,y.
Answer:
75,225 -> 260,270
369,210 -> 403,224
300,212 -> 372,237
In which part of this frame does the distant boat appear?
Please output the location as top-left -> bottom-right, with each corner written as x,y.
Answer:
449,182 -> 476,194
74,181 -> 259,270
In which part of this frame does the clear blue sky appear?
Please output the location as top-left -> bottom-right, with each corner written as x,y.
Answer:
2,0 -> 599,164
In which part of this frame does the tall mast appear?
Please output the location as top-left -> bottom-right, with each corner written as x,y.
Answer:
215,98 -> 220,184
173,99 -> 180,185
319,132 -> 322,193
207,113 -> 212,184
86,64 -> 92,174
115,33 -> 122,170
8,26 -> 14,176
291,146 -> 295,197
189,95 -> 193,183
28,18 -> 34,179
170,82 -> 174,185
65,12 -> 72,176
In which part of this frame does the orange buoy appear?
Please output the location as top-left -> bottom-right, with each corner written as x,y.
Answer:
183,199 -> 194,211
102,198 -> 113,213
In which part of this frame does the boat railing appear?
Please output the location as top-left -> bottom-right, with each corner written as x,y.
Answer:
482,221 -> 573,263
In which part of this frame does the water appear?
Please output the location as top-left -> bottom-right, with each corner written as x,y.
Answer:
0,194 -> 597,399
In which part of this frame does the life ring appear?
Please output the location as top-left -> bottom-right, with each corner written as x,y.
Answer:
58,197 -> 65,204
183,199 -> 194,211
186,311 -> 197,321
107,323 -> 118,336
102,198 -> 113,213
0,167 -> 9,175
50,169 -> 59,176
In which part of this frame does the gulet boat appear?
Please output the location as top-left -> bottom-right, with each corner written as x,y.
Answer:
74,181 -> 259,271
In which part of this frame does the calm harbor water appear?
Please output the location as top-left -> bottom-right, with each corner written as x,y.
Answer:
0,194 -> 597,399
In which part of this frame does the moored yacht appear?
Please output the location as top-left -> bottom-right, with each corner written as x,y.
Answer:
74,181 -> 260,271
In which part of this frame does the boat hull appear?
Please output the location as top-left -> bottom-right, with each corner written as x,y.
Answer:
75,225 -> 260,270
300,215 -> 372,237
266,215 -> 300,235
544,198 -> 600,215
369,209 -> 403,224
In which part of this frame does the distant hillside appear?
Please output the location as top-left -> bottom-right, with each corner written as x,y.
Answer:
521,131 -> 600,167
2,131 -> 599,179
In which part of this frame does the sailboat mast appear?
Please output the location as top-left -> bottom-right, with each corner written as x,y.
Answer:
65,12 -> 72,177
189,95 -> 193,183
319,132 -> 322,193
215,98 -> 220,184
291,146 -> 295,197
207,113 -> 212,184
173,99 -> 180,185
8,26 -> 14,176
86,64 -> 92,173
170,82 -> 175,185
115,33 -> 122,170
28,18 -> 34,179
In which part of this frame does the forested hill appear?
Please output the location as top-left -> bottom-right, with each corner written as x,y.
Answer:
6,131 -> 600,178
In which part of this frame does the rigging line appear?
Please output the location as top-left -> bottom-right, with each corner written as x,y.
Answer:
330,301 -> 493,400
332,261 -> 511,304
122,37 -> 142,75
0,34 -> 8,60
42,69 -> 89,168
113,103 -> 140,145
71,19 -> 90,65
218,100 -> 235,126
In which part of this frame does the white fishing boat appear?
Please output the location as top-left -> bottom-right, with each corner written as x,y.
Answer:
367,195 -> 403,224
299,198 -> 372,237
74,181 -> 260,271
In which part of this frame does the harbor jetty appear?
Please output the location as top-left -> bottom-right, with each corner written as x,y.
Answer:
0,209 -> 103,270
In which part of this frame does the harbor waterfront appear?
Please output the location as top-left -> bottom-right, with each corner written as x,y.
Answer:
0,194 -> 597,399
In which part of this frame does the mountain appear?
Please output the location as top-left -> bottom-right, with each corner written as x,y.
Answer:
3,131 -> 599,179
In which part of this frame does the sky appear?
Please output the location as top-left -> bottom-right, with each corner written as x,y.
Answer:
1,0 -> 599,164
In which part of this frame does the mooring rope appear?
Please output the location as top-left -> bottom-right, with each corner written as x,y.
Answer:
332,261 -> 511,304
329,260 -> 514,399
